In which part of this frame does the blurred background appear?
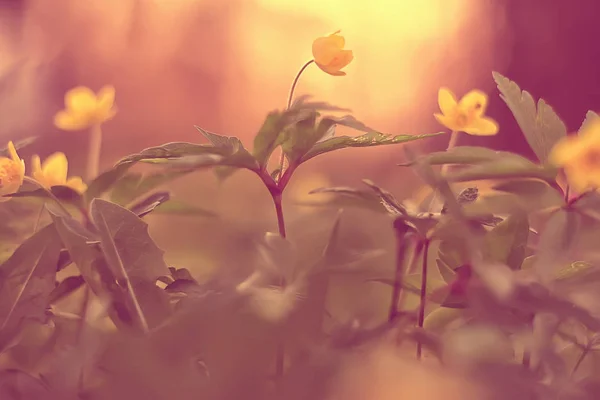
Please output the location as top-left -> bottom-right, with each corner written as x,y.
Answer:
1,0 -> 599,270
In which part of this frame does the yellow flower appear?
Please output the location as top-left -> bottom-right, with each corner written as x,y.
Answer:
31,152 -> 87,193
312,30 -> 354,76
0,141 -> 25,201
54,86 -> 117,131
434,87 -> 499,136
549,119 -> 600,193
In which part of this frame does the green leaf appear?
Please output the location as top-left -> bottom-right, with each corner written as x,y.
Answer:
90,199 -> 169,282
305,186 -> 389,213
483,212 -> 529,270
0,137 -> 37,157
279,111 -> 324,165
0,224 -> 62,351
493,71 -> 567,163
195,126 -> 259,177
361,179 -> 406,215
90,199 -> 170,332
6,185 -> 83,208
252,111 -> 298,168
129,191 -> 171,218
85,162 -> 134,204
491,179 -> 564,210
400,145 -> 507,167
315,132 -> 440,164
151,198 -> 217,217
302,131 -> 442,163
446,159 -> 558,183
554,261 -> 600,284
109,169 -> 193,206
116,141 -> 258,172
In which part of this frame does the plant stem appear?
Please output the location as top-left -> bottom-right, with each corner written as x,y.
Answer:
417,239 -> 430,360
276,60 -> 315,182
87,124 -> 103,181
32,202 -> 45,234
388,234 -> 419,322
428,131 -> 459,211
571,345 -> 591,376
272,193 -> 286,238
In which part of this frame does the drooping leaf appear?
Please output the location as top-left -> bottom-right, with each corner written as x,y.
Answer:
0,223 -> 62,351
361,179 -> 406,215
491,179 -> 564,211
483,212 -> 529,270
48,275 -> 85,304
493,71 -> 567,163
90,199 -> 169,282
301,132 -> 443,163
128,191 -> 171,218
6,185 -> 83,209
305,186 -> 389,213
400,146 -> 510,167
109,169 -> 194,206
446,158 -> 558,183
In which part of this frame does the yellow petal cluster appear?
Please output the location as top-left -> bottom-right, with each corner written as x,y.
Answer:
549,118 -> 600,193
434,88 -> 499,136
31,152 -> 87,193
312,30 -> 353,76
0,141 -> 25,202
54,86 -> 117,131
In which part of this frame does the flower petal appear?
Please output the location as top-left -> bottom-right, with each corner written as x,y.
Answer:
31,154 -> 42,175
327,50 -> 353,71
459,90 -> 488,117
312,36 -> 340,66
548,135 -> 589,166
97,85 -> 116,115
54,111 -> 91,131
42,152 -> 68,184
565,166 -> 593,193
438,87 -> 458,116
66,176 -> 87,193
327,31 -> 345,49
463,117 -> 499,136
315,62 -> 346,76
7,141 -> 19,163
434,113 -> 460,132
65,86 -> 97,113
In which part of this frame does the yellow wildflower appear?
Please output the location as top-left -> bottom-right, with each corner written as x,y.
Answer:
54,86 -> 117,131
549,118 -> 600,193
434,87 -> 499,136
312,30 -> 353,76
0,141 -> 25,201
31,152 -> 87,193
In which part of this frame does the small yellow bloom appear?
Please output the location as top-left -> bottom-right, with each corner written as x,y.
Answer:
312,30 -> 353,76
54,85 -> 117,131
434,87 -> 499,136
0,141 -> 25,201
549,119 -> 600,193
31,152 -> 87,193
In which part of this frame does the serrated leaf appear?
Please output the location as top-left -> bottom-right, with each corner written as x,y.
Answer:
306,186 -> 388,213
0,224 -> 62,351
252,111 -> 298,168
195,126 -> 259,176
116,141 -> 258,172
446,158 -> 557,183
280,111 -> 323,165
301,132 -> 443,163
109,169 -> 193,206
91,199 -> 169,332
493,71 -> 567,163
90,199 -> 169,282
483,212 -> 529,270
362,179 -> 406,215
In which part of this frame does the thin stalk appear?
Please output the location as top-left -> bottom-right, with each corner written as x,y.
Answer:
388,236 -> 420,322
276,60 -> 315,182
416,240 -> 430,360
428,131 -> 459,212
571,345 -> 592,376
272,193 -> 286,239
87,124 -> 103,181
32,202 -> 45,234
